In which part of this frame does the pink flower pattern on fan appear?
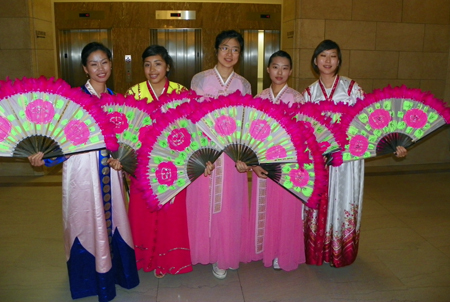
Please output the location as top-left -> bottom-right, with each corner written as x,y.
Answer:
25,99 -> 55,124
108,112 -> 128,134
214,116 -> 236,136
0,117 -> 12,141
266,145 -> 287,160
289,168 -> 309,187
368,109 -> 391,129
349,135 -> 369,157
404,108 -> 428,129
64,120 -> 90,145
168,128 -> 191,151
249,119 -> 271,141
155,161 -> 178,186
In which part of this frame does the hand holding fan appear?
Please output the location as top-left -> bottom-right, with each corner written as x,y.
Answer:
99,93 -> 153,175
136,102 -> 223,210
0,77 -> 118,158
189,92 -> 307,166
341,85 -> 450,161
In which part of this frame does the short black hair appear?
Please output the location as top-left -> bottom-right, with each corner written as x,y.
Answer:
311,39 -> 342,76
268,50 -> 292,68
81,42 -> 112,66
141,45 -> 174,77
214,30 -> 244,53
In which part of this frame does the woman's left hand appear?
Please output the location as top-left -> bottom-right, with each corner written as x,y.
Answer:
395,146 -> 408,158
107,158 -> 123,171
204,161 -> 215,176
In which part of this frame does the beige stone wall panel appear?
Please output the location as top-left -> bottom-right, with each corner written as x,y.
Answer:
0,0 -> 30,18
33,19 -> 54,50
0,18 -> 32,49
402,0 -> 450,24
349,50 -> 398,79
398,52 -> 422,80
281,19 -> 295,49
325,20 -> 376,50
32,0 -> 52,22
297,19 -> 325,49
372,79 -> 421,91
376,22 -> 425,51
420,79 -> 447,100
423,24 -> 450,52
0,49 -> 34,80
35,49 -> 56,78
299,0 -> 352,20
283,0 -> 297,21
351,0 -> 402,22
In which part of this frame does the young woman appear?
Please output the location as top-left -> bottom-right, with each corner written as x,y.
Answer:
186,30 -> 252,279
237,50 -> 306,271
126,45 -> 213,278
302,40 -> 407,267
126,45 -> 185,101
29,42 -> 139,302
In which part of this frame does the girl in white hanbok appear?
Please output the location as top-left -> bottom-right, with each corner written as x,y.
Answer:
302,40 -> 407,267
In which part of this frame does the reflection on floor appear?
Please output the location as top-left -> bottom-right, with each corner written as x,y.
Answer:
1,166 -> 450,302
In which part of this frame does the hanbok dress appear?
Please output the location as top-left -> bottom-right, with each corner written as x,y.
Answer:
241,84 -> 306,271
126,79 -> 193,276
302,75 -> 364,267
52,80 -> 139,302
186,66 -> 252,270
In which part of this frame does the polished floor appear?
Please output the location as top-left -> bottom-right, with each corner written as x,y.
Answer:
1,165 -> 450,302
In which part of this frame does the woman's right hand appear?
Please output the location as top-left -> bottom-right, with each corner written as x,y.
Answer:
28,152 -> 45,167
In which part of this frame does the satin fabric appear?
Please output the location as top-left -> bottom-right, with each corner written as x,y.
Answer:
61,85 -> 139,301
240,86 -> 306,271
186,67 -> 253,270
302,76 -> 365,267
127,81 -> 193,276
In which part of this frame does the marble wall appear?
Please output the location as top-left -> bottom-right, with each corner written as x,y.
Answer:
282,0 -> 450,166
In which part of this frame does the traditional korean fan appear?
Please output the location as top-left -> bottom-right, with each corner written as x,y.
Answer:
146,89 -> 197,114
0,77 -> 118,158
294,102 -> 347,155
136,101 -> 223,209
259,123 -> 328,209
341,85 -> 450,162
189,92 -> 309,166
99,93 -> 153,175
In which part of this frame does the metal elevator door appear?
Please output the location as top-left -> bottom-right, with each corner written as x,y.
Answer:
58,29 -> 114,90
241,30 -> 280,95
150,29 -> 202,89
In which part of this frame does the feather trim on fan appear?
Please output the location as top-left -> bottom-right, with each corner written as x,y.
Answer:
0,76 -> 118,158
135,101 -> 223,210
189,91 -> 311,166
99,93 -> 154,175
294,102 -> 346,156
340,85 -> 450,161
146,89 -> 198,115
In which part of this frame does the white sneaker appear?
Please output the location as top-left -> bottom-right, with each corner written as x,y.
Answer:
273,258 -> 281,270
212,263 -> 227,279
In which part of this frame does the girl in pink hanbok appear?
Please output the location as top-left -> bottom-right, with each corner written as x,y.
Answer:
28,42 -> 139,302
302,40 -> 407,267
126,45 -> 213,278
237,50 -> 306,271
186,30 -> 252,279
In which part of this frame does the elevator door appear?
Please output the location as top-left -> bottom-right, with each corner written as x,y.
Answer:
150,29 -> 202,89
58,29 -> 114,90
241,30 -> 280,95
